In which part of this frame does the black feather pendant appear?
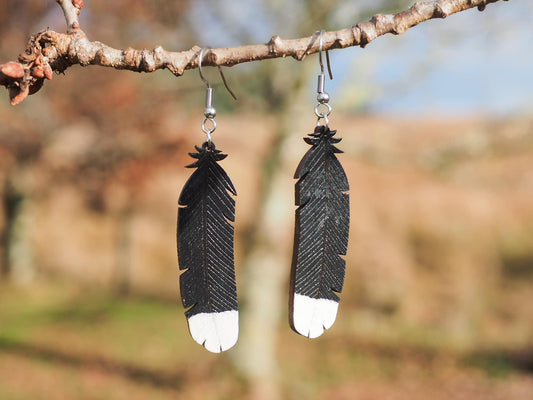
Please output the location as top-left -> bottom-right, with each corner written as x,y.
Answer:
289,125 -> 350,338
177,141 -> 238,353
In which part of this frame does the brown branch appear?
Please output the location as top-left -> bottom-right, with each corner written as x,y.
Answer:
0,0 -> 508,105
56,0 -> 84,32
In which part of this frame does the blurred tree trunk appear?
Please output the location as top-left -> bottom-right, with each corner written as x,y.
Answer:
233,59 -> 314,400
1,183 -> 20,279
1,180 -> 34,283
229,2 -> 355,396
113,205 -> 133,295
0,195 -> 13,279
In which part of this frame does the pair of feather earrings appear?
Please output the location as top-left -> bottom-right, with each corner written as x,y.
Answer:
177,35 -> 349,353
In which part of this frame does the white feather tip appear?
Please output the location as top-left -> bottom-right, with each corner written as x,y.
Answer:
187,310 -> 239,353
292,294 -> 339,339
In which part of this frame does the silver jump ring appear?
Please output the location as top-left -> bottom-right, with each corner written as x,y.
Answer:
316,114 -> 329,128
314,102 -> 332,118
202,117 -> 217,135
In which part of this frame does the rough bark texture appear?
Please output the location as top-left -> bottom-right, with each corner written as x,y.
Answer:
0,0 -> 508,105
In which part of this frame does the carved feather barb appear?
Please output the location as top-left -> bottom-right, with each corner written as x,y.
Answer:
177,142 -> 238,353
289,125 -> 350,338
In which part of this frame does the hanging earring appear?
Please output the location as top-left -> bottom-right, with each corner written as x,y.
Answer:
289,30 -> 350,338
177,48 -> 239,353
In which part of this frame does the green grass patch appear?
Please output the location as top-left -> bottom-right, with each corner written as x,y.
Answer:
465,351 -> 515,378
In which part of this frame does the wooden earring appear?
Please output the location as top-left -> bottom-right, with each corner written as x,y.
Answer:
177,48 -> 239,353
289,31 -> 350,338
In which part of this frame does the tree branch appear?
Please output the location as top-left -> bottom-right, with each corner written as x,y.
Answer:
56,0 -> 84,32
0,0 -> 508,105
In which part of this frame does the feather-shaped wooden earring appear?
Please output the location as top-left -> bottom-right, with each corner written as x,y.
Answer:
177,48 -> 239,353
289,31 -> 350,338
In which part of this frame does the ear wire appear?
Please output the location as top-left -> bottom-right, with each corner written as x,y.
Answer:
198,47 -> 237,145
315,30 -> 333,127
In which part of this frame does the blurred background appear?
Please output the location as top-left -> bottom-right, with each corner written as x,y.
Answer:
0,1 -> 532,399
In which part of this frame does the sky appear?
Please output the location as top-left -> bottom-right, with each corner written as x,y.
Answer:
347,1 -> 533,116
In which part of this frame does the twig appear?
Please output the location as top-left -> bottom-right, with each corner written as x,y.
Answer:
56,0 -> 84,32
0,0 -> 508,105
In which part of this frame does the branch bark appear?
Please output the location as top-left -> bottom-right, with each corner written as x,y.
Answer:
56,0 -> 84,32
0,0 -> 508,105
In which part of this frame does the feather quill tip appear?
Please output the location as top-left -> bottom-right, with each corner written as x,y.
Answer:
291,294 -> 339,338
187,311 -> 239,353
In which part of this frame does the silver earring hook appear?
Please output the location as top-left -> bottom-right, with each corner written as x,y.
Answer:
198,47 -> 210,88
315,30 -> 333,128
198,47 -> 237,147
318,30 -> 333,80
198,48 -> 237,100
